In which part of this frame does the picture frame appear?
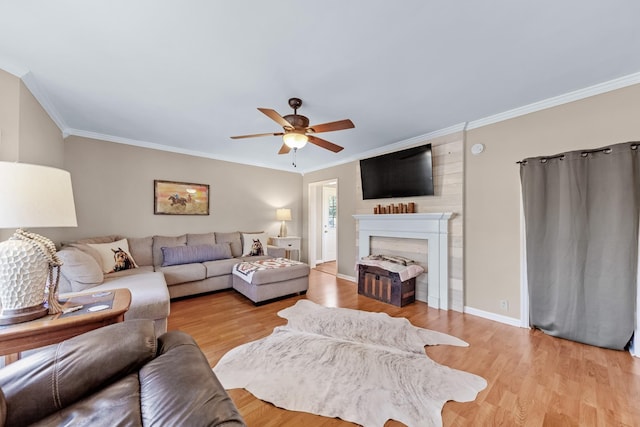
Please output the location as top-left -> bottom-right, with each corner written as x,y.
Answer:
154,180 -> 210,215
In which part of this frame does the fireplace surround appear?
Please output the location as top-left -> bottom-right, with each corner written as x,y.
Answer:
353,213 -> 453,309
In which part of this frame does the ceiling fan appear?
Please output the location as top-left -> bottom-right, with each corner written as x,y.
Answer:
230,98 -> 355,155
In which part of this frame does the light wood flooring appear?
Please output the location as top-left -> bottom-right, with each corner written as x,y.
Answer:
168,269 -> 640,427
314,260 -> 337,275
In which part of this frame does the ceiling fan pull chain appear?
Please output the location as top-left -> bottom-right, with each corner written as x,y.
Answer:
292,147 -> 298,167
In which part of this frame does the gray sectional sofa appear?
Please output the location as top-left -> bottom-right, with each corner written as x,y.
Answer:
56,232 -> 286,336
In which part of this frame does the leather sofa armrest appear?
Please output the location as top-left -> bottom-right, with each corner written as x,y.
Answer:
139,331 -> 246,426
0,319 -> 157,427
0,387 -> 6,427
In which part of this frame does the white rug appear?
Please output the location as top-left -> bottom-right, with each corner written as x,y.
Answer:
213,300 -> 487,427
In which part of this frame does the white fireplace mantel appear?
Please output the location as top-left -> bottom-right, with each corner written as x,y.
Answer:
353,213 -> 453,310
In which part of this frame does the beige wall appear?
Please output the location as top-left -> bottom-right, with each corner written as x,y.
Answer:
302,163 -> 358,277
465,83 -> 640,319
60,136 -> 303,244
18,81 -> 64,167
0,70 -> 63,166
0,70 -> 20,162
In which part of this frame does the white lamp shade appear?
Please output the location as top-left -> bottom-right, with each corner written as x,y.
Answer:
276,208 -> 292,221
0,162 -> 77,228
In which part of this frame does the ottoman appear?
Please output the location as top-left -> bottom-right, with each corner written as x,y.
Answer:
232,258 -> 310,304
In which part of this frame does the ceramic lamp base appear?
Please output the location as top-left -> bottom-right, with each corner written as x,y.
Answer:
279,221 -> 288,238
0,303 -> 48,325
0,238 -> 49,325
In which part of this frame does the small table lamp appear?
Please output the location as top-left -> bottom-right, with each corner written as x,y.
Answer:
0,162 -> 77,325
276,208 -> 291,238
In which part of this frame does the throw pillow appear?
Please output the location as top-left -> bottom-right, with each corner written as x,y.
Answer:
57,248 -> 104,292
152,234 -> 187,267
67,243 -> 104,271
161,243 -> 232,267
215,232 -> 242,258
86,238 -> 139,274
186,232 -> 216,247
241,232 -> 269,256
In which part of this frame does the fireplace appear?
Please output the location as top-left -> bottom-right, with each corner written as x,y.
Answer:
353,213 -> 452,310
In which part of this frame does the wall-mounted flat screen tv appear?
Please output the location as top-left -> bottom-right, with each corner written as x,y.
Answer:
360,143 -> 434,200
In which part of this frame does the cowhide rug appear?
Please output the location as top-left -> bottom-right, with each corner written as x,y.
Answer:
213,300 -> 487,427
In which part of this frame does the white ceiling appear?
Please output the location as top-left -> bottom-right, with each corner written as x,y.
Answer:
1,1 -> 639,173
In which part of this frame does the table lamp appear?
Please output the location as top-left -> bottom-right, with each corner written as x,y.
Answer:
0,162 -> 77,325
276,208 -> 291,238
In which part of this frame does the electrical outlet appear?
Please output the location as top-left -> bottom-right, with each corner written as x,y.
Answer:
499,299 -> 509,311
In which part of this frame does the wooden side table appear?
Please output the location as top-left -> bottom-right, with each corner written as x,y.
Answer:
0,288 -> 131,364
269,236 -> 301,261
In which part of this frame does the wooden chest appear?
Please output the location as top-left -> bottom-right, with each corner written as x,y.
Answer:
357,264 -> 416,307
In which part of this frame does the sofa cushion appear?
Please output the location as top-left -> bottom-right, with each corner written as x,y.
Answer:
241,232 -> 269,256
139,331 -> 245,426
214,232 -> 242,258
35,373 -> 143,426
203,258 -> 241,278
128,236 -> 153,267
161,243 -> 232,267
105,265 -> 155,280
156,263 -> 207,286
72,272 -> 170,322
153,235 -> 187,267
57,248 -> 104,292
187,232 -> 216,247
86,239 -> 138,274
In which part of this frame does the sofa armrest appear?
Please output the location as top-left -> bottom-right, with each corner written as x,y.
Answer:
139,331 -> 246,426
0,320 -> 156,427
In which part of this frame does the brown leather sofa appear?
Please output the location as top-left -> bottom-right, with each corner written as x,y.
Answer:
0,320 -> 246,426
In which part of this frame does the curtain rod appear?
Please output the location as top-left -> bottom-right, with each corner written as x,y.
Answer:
517,142 -> 639,165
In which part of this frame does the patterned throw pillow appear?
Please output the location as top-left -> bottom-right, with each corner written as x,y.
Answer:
241,233 -> 269,256
86,238 -> 138,274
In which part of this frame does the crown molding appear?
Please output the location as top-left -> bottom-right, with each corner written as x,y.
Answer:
466,71 -> 640,130
64,128 -> 292,172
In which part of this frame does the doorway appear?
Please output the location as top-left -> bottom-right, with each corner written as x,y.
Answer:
308,179 -> 338,275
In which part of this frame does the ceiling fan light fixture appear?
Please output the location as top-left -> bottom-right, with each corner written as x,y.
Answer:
283,132 -> 308,149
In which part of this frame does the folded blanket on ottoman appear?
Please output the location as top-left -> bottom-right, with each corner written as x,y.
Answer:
233,257 -> 305,283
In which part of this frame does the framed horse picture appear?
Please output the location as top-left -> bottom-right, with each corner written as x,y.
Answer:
154,180 -> 210,215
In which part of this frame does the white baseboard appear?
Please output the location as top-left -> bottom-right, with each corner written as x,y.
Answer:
337,274 -> 356,283
464,306 -> 524,328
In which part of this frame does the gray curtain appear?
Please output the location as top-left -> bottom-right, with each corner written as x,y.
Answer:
520,141 -> 639,350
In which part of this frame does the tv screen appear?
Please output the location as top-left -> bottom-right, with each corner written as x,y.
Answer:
360,144 -> 434,200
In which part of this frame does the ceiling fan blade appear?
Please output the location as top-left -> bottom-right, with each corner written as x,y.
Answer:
258,108 -> 293,129
307,119 -> 355,134
308,135 -> 344,153
278,144 -> 291,155
230,132 -> 283,139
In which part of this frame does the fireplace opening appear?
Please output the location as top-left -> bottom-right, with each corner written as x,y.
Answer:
369,236 -> 428,302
